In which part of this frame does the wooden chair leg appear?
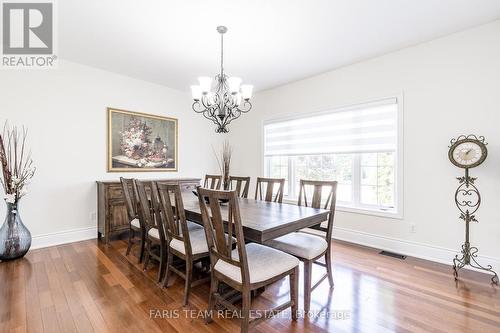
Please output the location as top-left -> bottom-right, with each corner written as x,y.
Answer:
126,228 -> 134,256
139,230 -> 146,263
241,289 -> 251,333
325,250 -> 334,287
304,260 -> 312,313
290,266 -> 299,321
206,274 -> 218,324
183,258 -> 193,306
157,244 -> 166,283
143,240 -> 151,271
161,251 -> 173,288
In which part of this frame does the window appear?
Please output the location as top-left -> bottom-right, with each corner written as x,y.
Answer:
264,98 -> 402,216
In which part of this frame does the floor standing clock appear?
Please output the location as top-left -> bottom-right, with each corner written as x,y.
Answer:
448,134 -> 498,284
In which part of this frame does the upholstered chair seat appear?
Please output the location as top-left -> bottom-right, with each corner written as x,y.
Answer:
299,222 -> 328,236
170,229 -> 209,255
186,221 -> 204,232
148,227 -> 160,240
170,230 -> 236,256
214,243 -> 299,284
266,232 -> 328,260
130,218 -> 141,229
149,223 -> 202,242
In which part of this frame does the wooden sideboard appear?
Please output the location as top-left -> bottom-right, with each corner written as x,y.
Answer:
96,178 -> 201,244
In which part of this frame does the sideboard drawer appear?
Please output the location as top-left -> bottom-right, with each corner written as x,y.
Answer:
107,184 -> 123,200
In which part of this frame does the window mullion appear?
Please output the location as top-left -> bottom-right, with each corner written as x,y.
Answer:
376,153 -> 380,206
353,154 -> 361,207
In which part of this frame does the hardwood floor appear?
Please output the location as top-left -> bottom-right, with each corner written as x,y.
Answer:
1,238 -> 499,333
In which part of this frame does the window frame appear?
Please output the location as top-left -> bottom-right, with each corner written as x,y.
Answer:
261,95 -> 404,219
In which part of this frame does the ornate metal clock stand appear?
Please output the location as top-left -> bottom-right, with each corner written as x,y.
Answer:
449,135 -> 498,285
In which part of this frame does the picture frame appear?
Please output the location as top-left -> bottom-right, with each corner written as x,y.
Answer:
107,108 -> 178,172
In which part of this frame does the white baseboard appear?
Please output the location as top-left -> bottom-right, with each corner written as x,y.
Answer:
31,226 -> 97,250
333,226 -> 500,276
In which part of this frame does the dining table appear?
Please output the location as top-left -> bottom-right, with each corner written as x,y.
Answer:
180,191 -> 330,244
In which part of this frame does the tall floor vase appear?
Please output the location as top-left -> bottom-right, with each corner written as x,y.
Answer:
0,201 -> 31,261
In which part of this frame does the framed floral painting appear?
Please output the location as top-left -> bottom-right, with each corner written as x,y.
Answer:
107,108 -> 178,172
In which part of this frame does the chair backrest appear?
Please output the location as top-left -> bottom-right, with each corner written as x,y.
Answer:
120,177 -> 137,221
156,183 -> 192,255
229,176 -> 251,198
197,187 -> 250,285
298,180 -> 337,240
255,177 -> 285,203
204,174 -> 222,190
134,180 -> 164,239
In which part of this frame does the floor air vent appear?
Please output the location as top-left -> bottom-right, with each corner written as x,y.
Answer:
379,251 -> 407,260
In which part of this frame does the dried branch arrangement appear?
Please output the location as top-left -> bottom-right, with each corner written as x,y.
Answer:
213,140 -> 232,190
0,122 -> 36,204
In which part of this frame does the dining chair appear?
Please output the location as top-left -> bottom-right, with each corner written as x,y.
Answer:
120,177 -> 145,263
156,183 -> 210,306
204,174 -> 222,190
134,180 -> 167,283
229,176 -> 251,198
254,177 -> 285,203
197,187 -> 299,333
266,179 -> 337,312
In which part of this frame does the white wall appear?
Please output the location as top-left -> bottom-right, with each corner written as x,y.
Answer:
0,60 -> 221,248
228,21 -> 500,271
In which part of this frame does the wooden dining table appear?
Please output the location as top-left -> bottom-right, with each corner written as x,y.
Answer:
180,192 -> 330,244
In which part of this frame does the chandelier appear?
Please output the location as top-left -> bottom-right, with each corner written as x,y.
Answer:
191,26 -> 253,133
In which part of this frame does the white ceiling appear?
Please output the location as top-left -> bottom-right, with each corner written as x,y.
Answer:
59,0 -> 500,92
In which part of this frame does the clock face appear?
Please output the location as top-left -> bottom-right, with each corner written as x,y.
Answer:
449,139 -> 487,168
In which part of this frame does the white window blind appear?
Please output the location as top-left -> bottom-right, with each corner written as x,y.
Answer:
264,98 -> 398,157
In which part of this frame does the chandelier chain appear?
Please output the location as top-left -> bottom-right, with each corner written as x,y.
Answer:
220,31 -> 224,77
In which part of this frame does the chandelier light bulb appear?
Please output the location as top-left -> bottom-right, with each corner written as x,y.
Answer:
235,93 -> 242,106
240,85 -> 253,100
198,77 -> 212,93
190,85 -> 202,100
227,77 -> 242,94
